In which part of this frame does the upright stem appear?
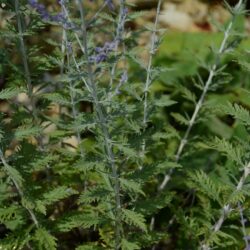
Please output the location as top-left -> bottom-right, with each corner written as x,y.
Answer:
238,203 -> 249,249
141,0 -> 162,158
150,3 -> 241,244
159,13 -> 235,191
0,150 -> 39,228
63,29 -> 84,157
61,4 -> 85,54
201,162 -> 250,250
15,0 -> 37,120
15,0 -> 52,181
77,1 -> 121,248
109,0 -> 126,90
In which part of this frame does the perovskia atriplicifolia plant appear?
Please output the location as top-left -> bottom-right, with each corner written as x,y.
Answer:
0,0 -> 250,249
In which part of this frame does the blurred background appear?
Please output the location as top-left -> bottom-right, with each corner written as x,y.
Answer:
130,0 -> 250,32
0,1 -> 250,249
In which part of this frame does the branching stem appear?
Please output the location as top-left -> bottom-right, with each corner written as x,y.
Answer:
201,162 -> 250,250
0,149 -> 39,228
15,0 -> 38,120
77,1 -> 122,248
141,0 -> 162,159
109,0 -> 126,90
159,10 -> 236,191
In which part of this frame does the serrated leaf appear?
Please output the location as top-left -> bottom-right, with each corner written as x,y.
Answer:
5,165 -> 23,189
128,11 -> 147,20
14,125 -> 42,140
34,228 -> 57,250
29,154 -> 59,172
188,170 -> 221,202
36,186 -> 78,214
121,209 -> 147,232
121,238 -> 140,250
155,96 -> 177,107
99,12 -> 115,22
116,144 -> 138,159
57,213 -> 100,232
209,137 -> 243,166
78,186 -> 111,204
0,88 -> 21,100
76,244 -> 102,250
135,191 -> 173,216
120,178 -> 145,195
43,93 -> 70,106
180,86 -> 196,103
171,112 -> 190,125
221,103 -> 250,126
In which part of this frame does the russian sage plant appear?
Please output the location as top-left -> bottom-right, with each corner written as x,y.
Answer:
0,0 -> 250,249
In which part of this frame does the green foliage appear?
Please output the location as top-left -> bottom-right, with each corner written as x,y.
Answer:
34,228 -> 57,250
121,238 -> 140,250
221,103 -> 250,126
0,0 -> 250,249
0,87 -> 22,100
121,209 -> 147,232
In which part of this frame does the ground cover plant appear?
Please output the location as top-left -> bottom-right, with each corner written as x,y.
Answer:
0,0 -> 250,249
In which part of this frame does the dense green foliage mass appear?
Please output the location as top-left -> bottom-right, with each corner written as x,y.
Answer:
0,0 -> 250,249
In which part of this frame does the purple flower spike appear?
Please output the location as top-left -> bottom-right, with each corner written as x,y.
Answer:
28,0 -> 38,6
95,47 -> 103,53
120,71 -> 128,83
104,41 -> 116,51
105,0 -> 114,10
90,53 -> 107,64
91,41 -> 116,64
28,0 -> 76,29
51,12 -> 66,23
244,236 -> 250,241
96,53 -> 107,63
58,0 -> 65,5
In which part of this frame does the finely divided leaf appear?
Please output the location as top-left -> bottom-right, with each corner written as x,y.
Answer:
121,209 -> 147,232
121,238 -> 140,250
34,228 -> 57,250
0,88 -> 22,100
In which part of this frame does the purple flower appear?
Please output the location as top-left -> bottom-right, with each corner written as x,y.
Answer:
28,0 -> 49,20
88,0 -> 114,10
91,41 -> 116,64
96,53 -> 107,63
244,236 -> 250,241
122,7 -> 128,16
120,71 -> 128,83
28,0 -> 38,7
51,12 -> 66,23
28,0 -> 75,29
105,0 -> 114,10
66,42 -> 73,54
58,0 -> 66,5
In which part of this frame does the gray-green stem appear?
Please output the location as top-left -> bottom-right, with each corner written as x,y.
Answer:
201,161 -> 250,250
109,0 -> 126,91
15,0 -> 38,120
0,149 -> 39,228
141,0 -> 162,161
77,1 -> 122,248
159,12 -> 235,191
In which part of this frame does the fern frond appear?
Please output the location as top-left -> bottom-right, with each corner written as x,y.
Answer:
14,125 -> 42,140
209,137 -> 244,166
34,228 -> 57,250
121,238 -> 140,250
188,170 -> 221,202
221,103 -> 250,126
121,209 -> 147,232
0,87 -> 22,100
35,186 -> 78,214
56,213 -> 100,232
